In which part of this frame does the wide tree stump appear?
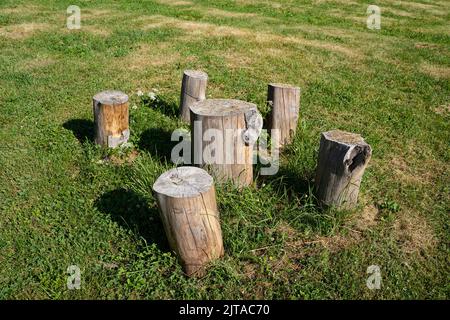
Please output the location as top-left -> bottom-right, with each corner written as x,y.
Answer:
179,70 -> 208,123
315,130 -> 372,210
93,90 -> 129,148
153,166 -> 224,276
190,99 -> 263,187
267,83 -> 300,147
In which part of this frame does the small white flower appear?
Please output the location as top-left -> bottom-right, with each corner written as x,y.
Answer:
136,90 -> 143,97
148,92 -> 157,101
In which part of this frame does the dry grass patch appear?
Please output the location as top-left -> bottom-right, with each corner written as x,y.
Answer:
118,43 -> 182,72
82,25 -> 112,36
390,156 -> 430,186
0,23 -> 51,40
82,9 -> 118,19
252,204 -> 381,269
420,62 -> 450,79
393,209 -> 437,255
433,104 -> 450,115
354,203 -> 379,232
140,15 -> 251,37
394,1 -> 448,16
379,146 -> 445,188
0,5 -> 45,15
18,57 -> 56,71
178,21 -> 250,37
384,7 -> 415,17
393,1 -> 440,11
235,0 -> 283,9
313,0 -> 359,5
414,42 -> 440,49
203,7 -> 258,19
155,0 -> 192,6
220,50 -> 254,69
157,0 -> 257,18
139,15 -> 362,59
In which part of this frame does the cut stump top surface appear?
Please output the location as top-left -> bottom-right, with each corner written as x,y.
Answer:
93,90 -> 129,105
183,70 -> 208,79
322,129 -> 367,146
153,166 -> 213,198
268,83 -> 300,90
190,99 -> 257,117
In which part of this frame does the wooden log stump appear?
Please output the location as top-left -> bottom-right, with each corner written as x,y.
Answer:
315,130 -> 372,210
153,166 -> 224,276
179,70 -> 208,122
267,83 -> 300,147
93,90 -> 129,148
190,99 -> 263,187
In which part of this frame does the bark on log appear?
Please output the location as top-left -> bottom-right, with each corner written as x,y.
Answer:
315,130 -> 372,210
267,83 -> 300,147
153,166 -> 224,276
180,70 -> 208,123
190,99 -> 263,187
93,90 -> 129,148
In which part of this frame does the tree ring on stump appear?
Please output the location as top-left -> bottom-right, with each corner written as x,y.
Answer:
153,166 -> 214,198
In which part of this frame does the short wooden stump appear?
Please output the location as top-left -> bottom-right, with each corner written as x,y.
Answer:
267,83 -> 300,147
179,70 -> 208,123
93,90 -> 129,148
153,166 -> 224,276
315,130 -> 372,210
190,99 -> 263,187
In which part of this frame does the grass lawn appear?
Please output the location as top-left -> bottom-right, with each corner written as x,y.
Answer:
0,0 -> 449,299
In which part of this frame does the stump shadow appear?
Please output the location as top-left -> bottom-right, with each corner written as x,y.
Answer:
138,127 -> 179,163
94,188 -> 169,252
63,119 -> 94,143
256,165 -> 314,199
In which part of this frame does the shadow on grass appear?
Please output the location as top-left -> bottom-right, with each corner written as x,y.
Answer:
138,127 -> 178,163
63,119 -> 94,143
94,188 -> 169,252
255,163 -> 314,197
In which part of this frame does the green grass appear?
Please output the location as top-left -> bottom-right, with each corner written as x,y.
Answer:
0,0 -> 449,299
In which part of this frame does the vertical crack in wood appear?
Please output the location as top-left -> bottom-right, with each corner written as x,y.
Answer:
184,207 -> 200,252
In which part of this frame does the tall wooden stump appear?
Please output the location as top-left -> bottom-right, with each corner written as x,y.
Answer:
93,90 -> 129,148
267,83 -> 300,147
315,130 -> 372,210
179,70 -> 208,123
190,99 -> 263,187
153,166 -> 224,276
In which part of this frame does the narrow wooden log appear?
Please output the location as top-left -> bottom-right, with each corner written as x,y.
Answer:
267,83 -> 300,147
153,166 -> 224,276
179,70 -> 208,122
93,90 -> 129,148
190,99 -> 263,187
315,130 -> 372,210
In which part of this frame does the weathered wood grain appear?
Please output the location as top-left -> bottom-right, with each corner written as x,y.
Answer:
153,166 -> 223,276
190,99 -> 262,187
179,70 -> 208,123
267,83 -> 300,147
315,130 -> 372,210
93,90 -> 129,148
